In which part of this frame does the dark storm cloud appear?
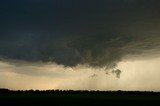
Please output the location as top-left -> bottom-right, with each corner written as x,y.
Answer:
0,0 -> 160,68
112,69 -> 122,78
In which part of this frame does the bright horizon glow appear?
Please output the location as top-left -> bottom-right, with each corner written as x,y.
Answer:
0,57 -> 160,91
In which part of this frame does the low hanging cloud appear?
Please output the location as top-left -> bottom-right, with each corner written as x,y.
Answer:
0,0 -> 160,69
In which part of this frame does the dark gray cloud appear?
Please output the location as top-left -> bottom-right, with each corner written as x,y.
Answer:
112,69 -> 122,78
0,0 -> 160,68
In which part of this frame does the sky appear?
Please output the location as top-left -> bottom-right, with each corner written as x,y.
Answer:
0,0 -> 160,91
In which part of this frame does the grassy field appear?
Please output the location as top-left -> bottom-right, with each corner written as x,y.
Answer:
0,89 -> 160,105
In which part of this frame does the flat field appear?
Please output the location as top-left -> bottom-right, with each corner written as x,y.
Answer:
0,90 -> 160,105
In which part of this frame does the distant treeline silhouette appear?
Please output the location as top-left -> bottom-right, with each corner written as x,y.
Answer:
0,88 -> 159,95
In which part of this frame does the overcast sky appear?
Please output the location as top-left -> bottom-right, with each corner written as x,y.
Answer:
0,0 -> 160,90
